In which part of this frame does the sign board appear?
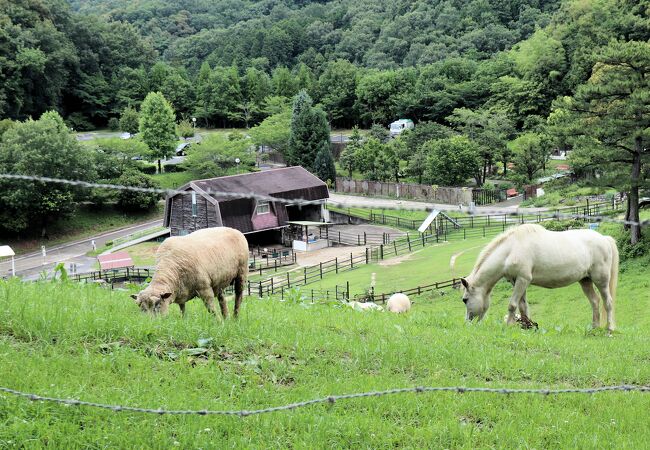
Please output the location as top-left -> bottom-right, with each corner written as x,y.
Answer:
418,209 -> 440,233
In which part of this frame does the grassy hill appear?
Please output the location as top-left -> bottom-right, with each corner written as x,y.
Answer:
1,220 -> 649,447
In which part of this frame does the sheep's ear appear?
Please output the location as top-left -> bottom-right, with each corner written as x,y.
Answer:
461,278 -> 469,289
130,294 -> 138,301
160,292 -> 173,300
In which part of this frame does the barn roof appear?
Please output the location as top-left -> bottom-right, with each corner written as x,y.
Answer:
187,166 -> 329,203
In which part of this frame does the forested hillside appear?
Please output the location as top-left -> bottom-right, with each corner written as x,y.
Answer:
0,0 -> 647,129
68,0 -> 561,69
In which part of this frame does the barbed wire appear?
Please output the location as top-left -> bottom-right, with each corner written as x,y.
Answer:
1,384 -> 648,417
1,173 -> 648,227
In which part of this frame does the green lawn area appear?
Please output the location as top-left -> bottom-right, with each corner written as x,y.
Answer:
4,204 -> 164,255
1,218 -> 648,448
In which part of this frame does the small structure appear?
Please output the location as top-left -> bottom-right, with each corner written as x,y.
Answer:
287,221 -> 332,252
0,245 -> 16,277
164,167 -> 329,246
389,119 -> 414,137
97,251 -> 134,271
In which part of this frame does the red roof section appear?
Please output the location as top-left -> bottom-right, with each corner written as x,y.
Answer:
97,251 -> 135,270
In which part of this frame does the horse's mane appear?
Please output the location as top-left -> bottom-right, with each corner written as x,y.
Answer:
472,224 -> 545,274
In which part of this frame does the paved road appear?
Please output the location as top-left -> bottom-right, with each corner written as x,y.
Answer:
327,193 -> 547,214
1,219 -> 163,280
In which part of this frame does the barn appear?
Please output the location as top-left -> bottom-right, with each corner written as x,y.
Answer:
163,166 -> 329,245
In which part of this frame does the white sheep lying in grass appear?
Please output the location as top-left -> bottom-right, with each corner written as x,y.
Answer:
131,227 -> 249,319
387,293 -> 411,313
347,301 -> 384,311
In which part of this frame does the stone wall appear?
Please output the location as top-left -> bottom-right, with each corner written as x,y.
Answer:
335,178 -> 473,205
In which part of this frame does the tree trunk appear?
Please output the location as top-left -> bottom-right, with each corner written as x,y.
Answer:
503,160 -> 508,176
157,159 -> 162,174
628,140 -> 642,244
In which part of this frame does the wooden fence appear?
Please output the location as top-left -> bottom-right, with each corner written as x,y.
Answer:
335,177 -> 473,204
354,278 -> 461,303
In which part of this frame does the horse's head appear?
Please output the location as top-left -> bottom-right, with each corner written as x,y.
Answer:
460,277 -> 489,321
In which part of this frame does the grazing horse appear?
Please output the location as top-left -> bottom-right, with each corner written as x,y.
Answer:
460,224 -> 619,331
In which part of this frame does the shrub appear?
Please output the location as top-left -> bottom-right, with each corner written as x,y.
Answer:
163,164 -> 186,173
135,162 -> 157,175
176,119 -> 194,138
65,112 -> 94,131
107,117 -> 120,131
541,219 -> 585,231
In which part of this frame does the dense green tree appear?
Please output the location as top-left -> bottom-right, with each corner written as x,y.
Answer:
0,111 -> 94,235
115,170 -> 161,212
119,107 -> 140,134
286,90 -> 330,172
447,107 -> 515,184
423,136 -> 481,186
338,127 -> 363,178
139,92 -> 177,173
272,67 -> 298,98
182,134 -> 254,179
550,41 -> 650,244
313,146 -> 337,184
249,108 -> 291,156
508,132 -> 549,183
317,60 -> 359,127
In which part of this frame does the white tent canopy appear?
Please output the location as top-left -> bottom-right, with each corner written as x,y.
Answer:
0,245 -> 16,277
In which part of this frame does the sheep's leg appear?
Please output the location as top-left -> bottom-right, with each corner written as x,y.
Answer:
198,288 -> 217,316
178,302 -> 186,317
216,289 -> 229,319
580,279 -> 601,329
234,274 -> 245,318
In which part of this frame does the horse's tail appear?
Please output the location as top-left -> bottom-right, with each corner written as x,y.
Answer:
607,236 -> 619,303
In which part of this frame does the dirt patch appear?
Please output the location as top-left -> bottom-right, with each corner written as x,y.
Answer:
295,245 -> 367,267
379,252 -> 415,266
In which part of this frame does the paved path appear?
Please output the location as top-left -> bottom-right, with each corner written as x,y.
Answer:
328,193 -> 547,214
1,219 -> 163,280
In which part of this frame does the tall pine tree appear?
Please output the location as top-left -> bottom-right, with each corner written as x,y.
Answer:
286,90 -> 331,173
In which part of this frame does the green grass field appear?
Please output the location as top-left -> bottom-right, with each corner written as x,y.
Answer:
1,221 -> 649,448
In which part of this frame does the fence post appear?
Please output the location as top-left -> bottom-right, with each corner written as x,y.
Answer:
365,247 -> 369,264
346,281 -> 350,300
483,227 -> 485,237
364,232 -> 367,245
463,229 -> 466,240
258,283 -> 262,298
357,234 -> 360,246
335,285 -> 338,300
335,257 -> 338,273
380,244 -> 384,260
320,262 -> 323,279
393,240 -> 397,255
350,252 -> 353,269
407,234 -> 411,251
271,278 -> 274,294
304,267 -> 307,284
422,233 -> 425,247
287,272 -> 291,288
247,280 -> 251,296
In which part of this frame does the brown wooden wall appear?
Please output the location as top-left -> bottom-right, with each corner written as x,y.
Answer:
169,192 -> 221,236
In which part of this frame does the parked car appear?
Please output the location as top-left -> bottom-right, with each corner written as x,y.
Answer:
389,119 -> 414,137
175,142 -> 191,156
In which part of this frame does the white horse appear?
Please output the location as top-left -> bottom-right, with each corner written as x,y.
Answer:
460,224 -> 619,331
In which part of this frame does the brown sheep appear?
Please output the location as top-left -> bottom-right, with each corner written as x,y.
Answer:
131,227 -> 249,319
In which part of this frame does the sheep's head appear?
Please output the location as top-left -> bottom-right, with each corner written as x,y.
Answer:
131,290 -> 172,315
